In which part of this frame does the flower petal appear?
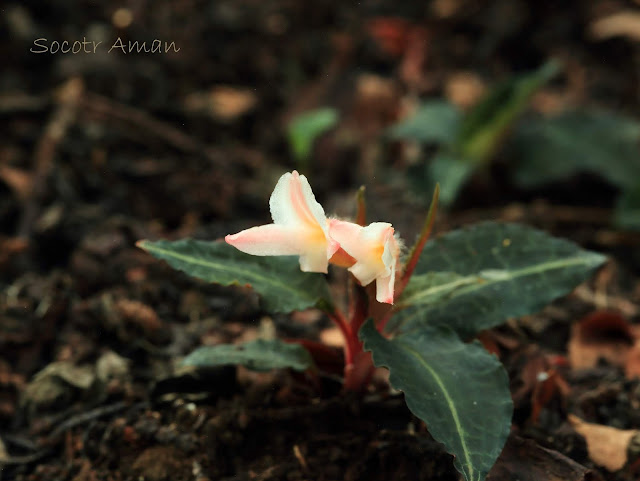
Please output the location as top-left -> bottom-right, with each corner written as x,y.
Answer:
376,271 -> 395,304
329,219 -> 399,303
270,171 -> 327,230
227,171 -> 335,273
299,250 -> 330,273
225,224 -> 304,256
330,220 -> 393,281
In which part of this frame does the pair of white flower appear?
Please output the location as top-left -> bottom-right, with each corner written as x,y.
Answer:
225,171 -> 400,304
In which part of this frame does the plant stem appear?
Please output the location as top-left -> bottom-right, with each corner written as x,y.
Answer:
378,184 -> 439,332
396,183 -> 439,297
325,307 -> 354,366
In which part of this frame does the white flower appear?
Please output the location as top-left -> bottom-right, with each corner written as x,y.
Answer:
226,171 -> 339,273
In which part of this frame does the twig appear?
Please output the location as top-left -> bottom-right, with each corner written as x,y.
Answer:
0,93 -> 50,114
46,401 -> 132,442
16,78 -> 84,238
81,92 -> 224,167
397,183 -> 439,296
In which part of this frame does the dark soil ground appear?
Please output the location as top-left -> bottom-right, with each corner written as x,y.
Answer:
2,1 -> 640,480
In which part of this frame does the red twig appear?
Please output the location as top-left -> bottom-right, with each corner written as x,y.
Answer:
379,184 -> 439,332
324,307 -> 355,365
396,183 -> 439,297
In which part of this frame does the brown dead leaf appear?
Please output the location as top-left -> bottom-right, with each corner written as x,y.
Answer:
319,325 -> 345,348
431,0 -> 463,18
488,434 -> 604,481
0,165 -> 33,200
445,71 -> 487,109
624,339 -> 640,379
351,74 -> 400,138
569,414 -> 637,472
568,311 -> 634,370
0,236 -> 29,268
512,348 -> 570,424
114,299 -> 163,333
183,86 -> 257,121
590,11 -> 640,42
366,17 -> 413,57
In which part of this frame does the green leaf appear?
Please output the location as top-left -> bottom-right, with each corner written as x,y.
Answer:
287,107 -> 339,164
615,182 -> 640,231
426,154 -> 476,206
458,60 -> 559,164
394,222 -> 606,338
182,338 -> 314,372
361,320 -> 512,481
138,239 -> 331,313
510,109 -> 640,190
387,100 -> 461,145
398,272 -> 481,307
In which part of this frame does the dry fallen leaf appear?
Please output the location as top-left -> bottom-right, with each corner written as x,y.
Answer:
567,311 -> 634,370
183,86 -> 257,121
624,339 -> 640,379
445,71 -> 486,109
488,434 -> 604,481
319,325 -> 345,348
512,348 -> 570,424
589,11 -> 640,42
0,165 -> 33,200
568,414 -> 638,472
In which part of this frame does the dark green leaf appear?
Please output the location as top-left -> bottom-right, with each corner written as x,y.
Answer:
287,108 -> 339,164
361,320 -> 512,481
182,339 -> 314,372
387,100 -> 461,145
394,222 -> 606,338
615,182 -> 640,231
138,239 -> 331,313
426,154 -> 476,206
458,60 -> 559,163
511,109 -> 640,190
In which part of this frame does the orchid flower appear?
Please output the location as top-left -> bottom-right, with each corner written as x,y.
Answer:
328,219 -> 400,304
225,171 -> 339,273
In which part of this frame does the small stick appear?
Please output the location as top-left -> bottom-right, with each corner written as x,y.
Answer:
81,92 -> 224,167
17,78 -> 84,238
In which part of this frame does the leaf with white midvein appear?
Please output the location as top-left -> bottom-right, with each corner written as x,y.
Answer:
360,320 -> 512,481
182,339 -> 314,372
137,239 -> 331,313
394,222 -> 606,338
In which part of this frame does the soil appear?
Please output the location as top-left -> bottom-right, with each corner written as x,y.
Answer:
2,1 -> 640,480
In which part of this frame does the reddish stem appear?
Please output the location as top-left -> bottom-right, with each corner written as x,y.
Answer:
396,183 -> 440,297
350,280 -> 369,340
325,307 -> 355,366
379,184 -> 439,332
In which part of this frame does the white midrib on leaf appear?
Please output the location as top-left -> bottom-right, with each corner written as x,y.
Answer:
396,339 -> 475,481
401,255 -> 600,307
142,242 -> 318,300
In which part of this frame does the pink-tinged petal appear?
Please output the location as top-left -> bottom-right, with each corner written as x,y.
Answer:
330,219 -> 399,302
326,236 -> 341,260
227,171 -> 334,273
330,221 -> 392,263
225,224 -> 304,256
376,272 -> 395,304
269,171 -> 327,230
328,219 -> 365,255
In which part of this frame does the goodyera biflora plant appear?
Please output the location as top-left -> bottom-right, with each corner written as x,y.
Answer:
138,171 -> 606,481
